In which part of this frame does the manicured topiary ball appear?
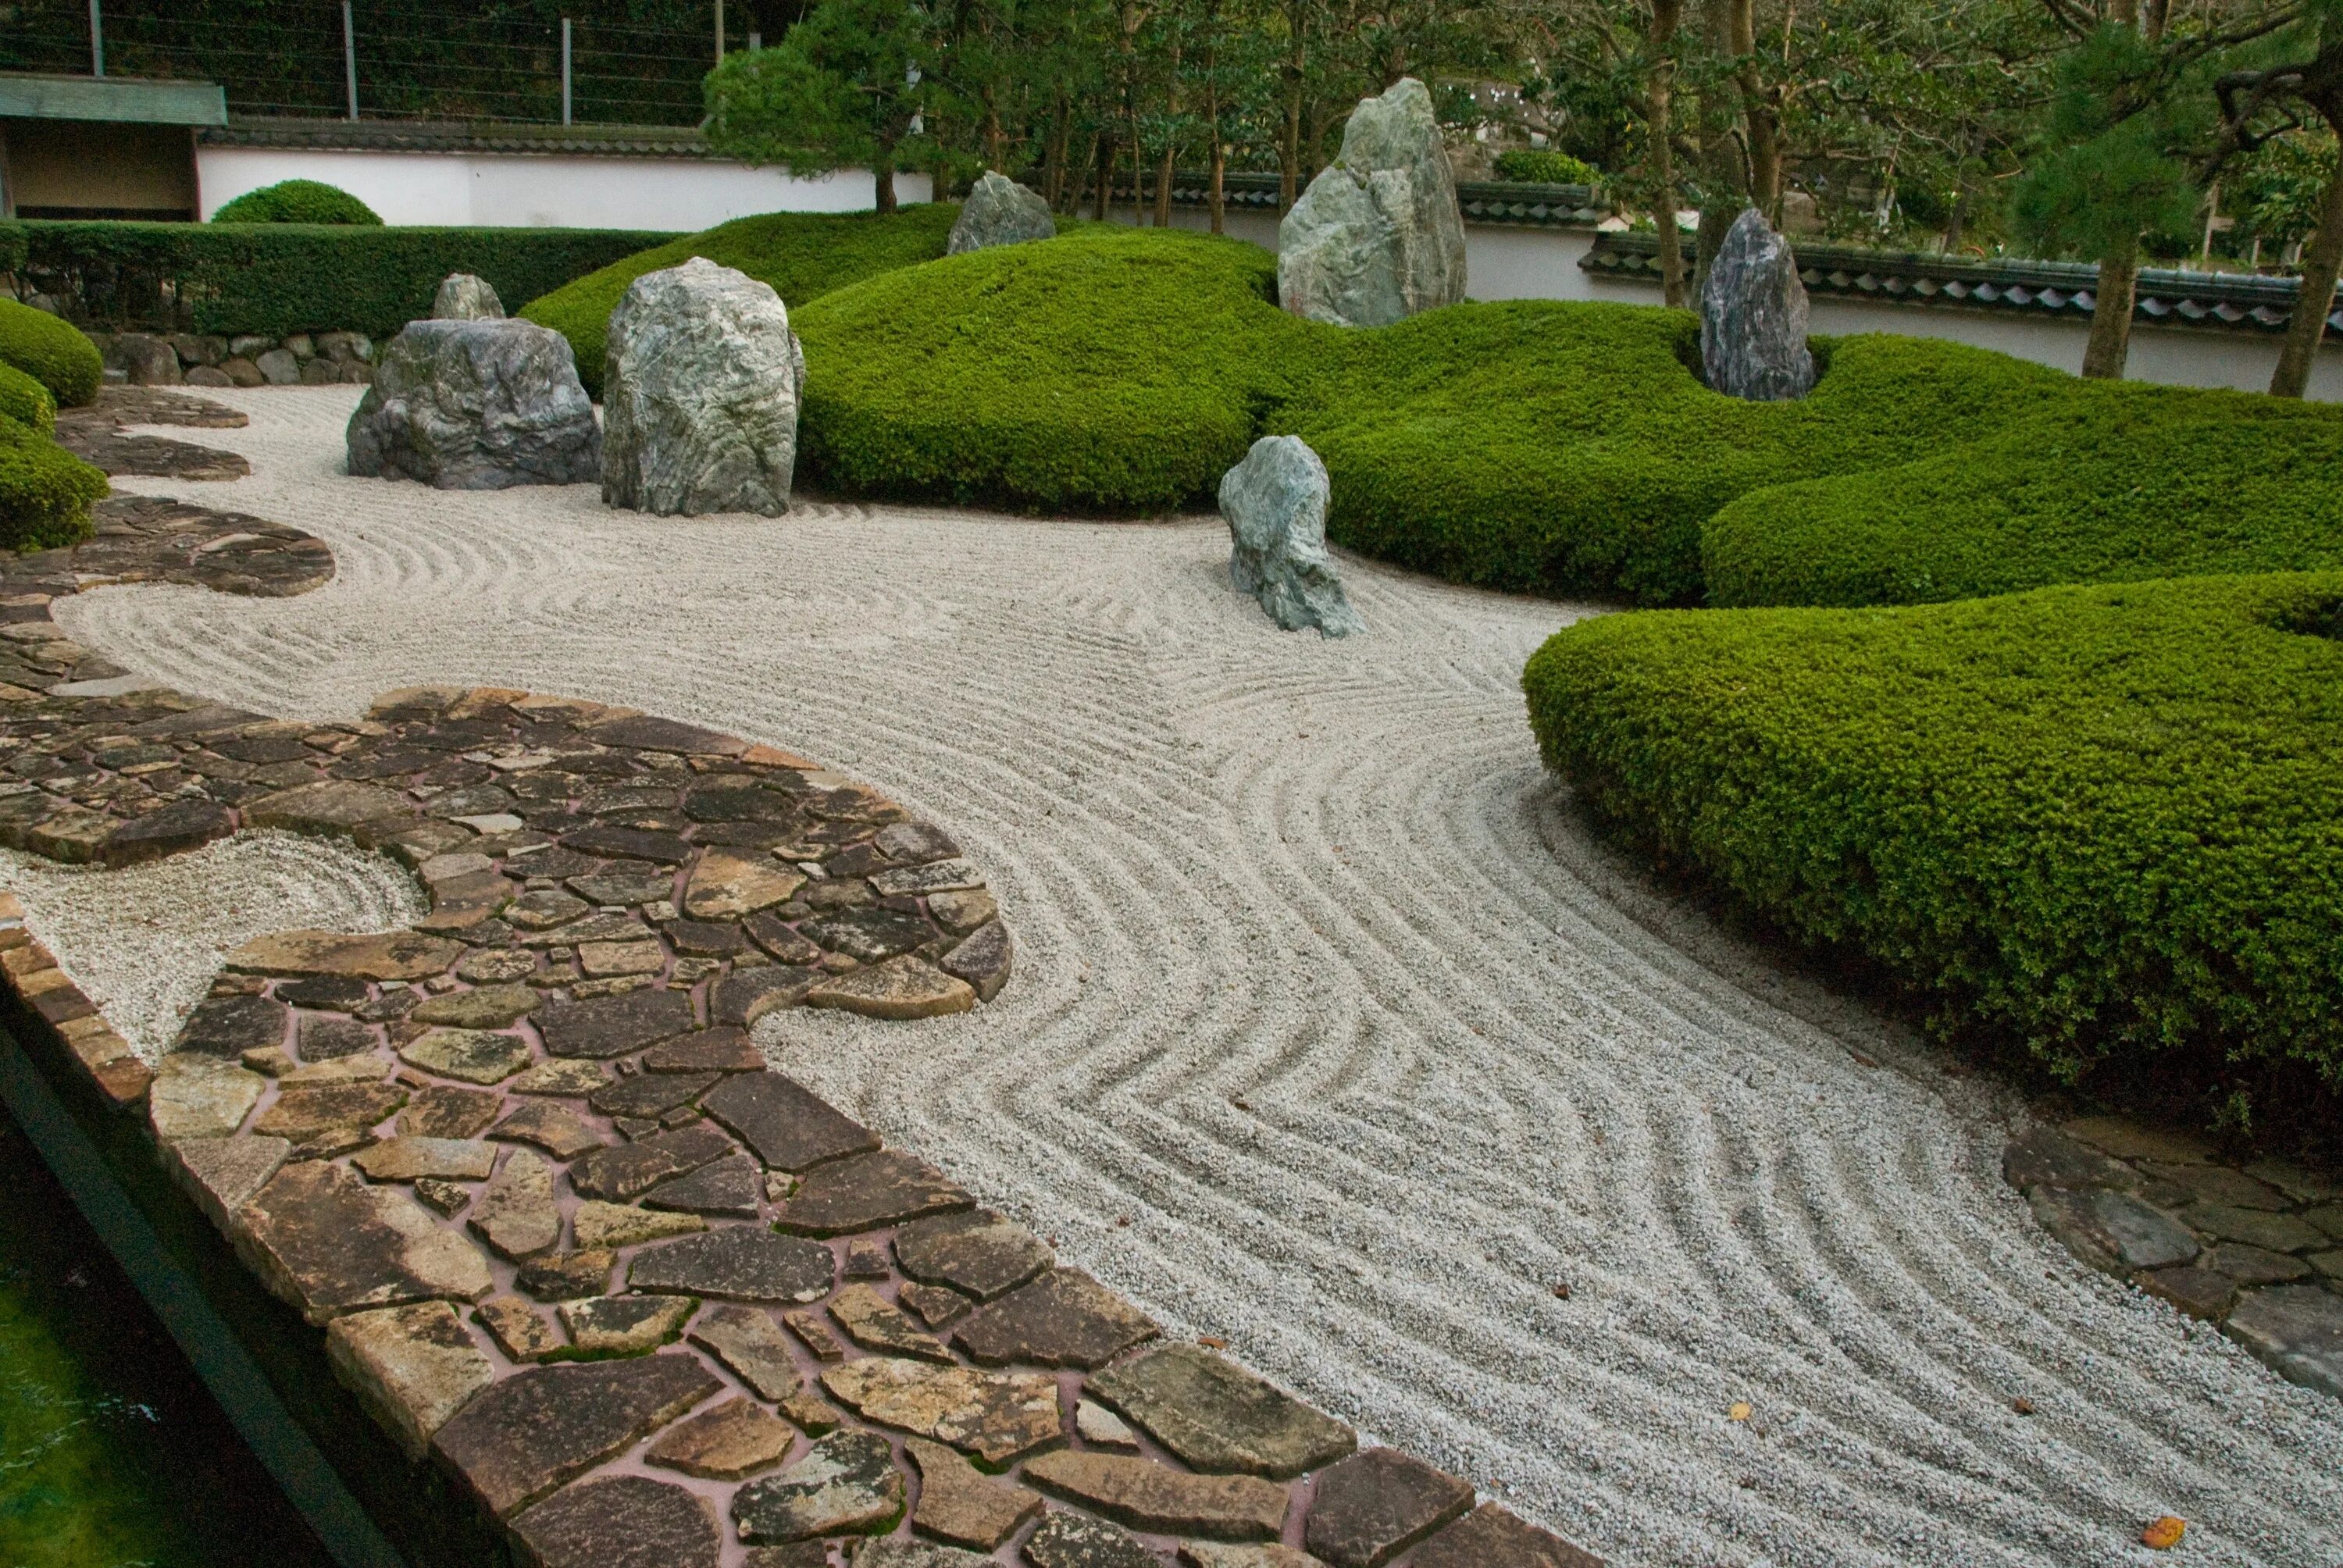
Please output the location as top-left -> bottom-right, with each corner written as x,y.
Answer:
212,179 -> 383,226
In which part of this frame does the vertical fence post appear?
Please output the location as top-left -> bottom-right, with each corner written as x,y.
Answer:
748,30 -> 761,51
715,0 -> 725,64
342,1 -> 358,120
87,0 -> 104,77
561,18 -> 573,126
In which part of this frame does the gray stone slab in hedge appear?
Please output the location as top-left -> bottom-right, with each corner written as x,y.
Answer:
1699,207 -> 1815,403
1089,1342 -> 1354,1479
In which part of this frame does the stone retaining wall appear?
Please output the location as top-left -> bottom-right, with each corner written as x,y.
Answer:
83,326 -> 377,390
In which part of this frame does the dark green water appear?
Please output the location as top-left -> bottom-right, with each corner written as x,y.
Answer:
0,1115 -> 332,1568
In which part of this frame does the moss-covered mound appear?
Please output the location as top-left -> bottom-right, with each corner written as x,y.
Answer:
1277,306 -> 2063,603
1705,380 -> 2343,608
212,180 -> 382,226
521,205 -> 960,393
1524,573 -> 2343,1106
0,414 -> 105,551
0,301 -> 100,408
794,224 -> 1314,514
0,362 -> 55,437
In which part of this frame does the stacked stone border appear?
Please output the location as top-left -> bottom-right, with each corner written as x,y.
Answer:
2005,1121 -> 2343,1397
0,398 -> 1606,1567
84,326 -> 380,390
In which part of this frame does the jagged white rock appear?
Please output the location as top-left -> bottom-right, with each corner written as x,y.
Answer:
601,257 -> 801,518
1277,78 -> 1467,328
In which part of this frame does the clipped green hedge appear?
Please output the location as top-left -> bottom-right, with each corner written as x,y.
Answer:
4,221 -> 676,339
0,362 -> 55,437
794,224 -> 1314,513
521,204 -> 959,394
212,179 -> 383,226
1524,573 -> 2343,1103
0,298 -> 100,408
1704,380 -> 2343,608
0,414 -> 105,551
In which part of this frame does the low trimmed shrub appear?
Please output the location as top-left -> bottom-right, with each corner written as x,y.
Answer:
0,298 -> 101,408
521,205 -> 960,393
0,362 -> 55,436
1703,380 -> 2343,607
1278,305 -> 2063,602
1493,148 -> 1600,185
1523,572 -> 2343,1107
794,224 -> 1314,513
0,414 -> 105,551
212,180 -> 383,226
4,221 -> 674,340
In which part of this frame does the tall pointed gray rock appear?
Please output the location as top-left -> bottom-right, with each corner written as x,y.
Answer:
1219,436 -> 1363,639
1277,78 -> 1467,328
1700,207 -> 1815,401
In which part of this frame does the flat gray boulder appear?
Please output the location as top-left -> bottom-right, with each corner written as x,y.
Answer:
1219,436 -> 1363,638
345,318 -> 600,489
601,257 -> 800,517
1701,207 -> 1815,401
948,172 -> 1055,255
1278,77 -> 1466,328
433,273 -> 505,320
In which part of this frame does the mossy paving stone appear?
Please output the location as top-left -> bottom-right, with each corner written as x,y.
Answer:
350,1135 -> 496,1182
277,974 -> 372,1010
471,1148 -> 562,1260
234,1159 -> 493,1324
1410,1502 -> 1606,1567
940,920 -> 1013,1002
858,1541 -> 995,1568
1089,1342 -> 1355,1480
904,1435 -> 1042,1548
687,1303 -> 806,1401
703,1069 -> 880,1171
148,1053 -> 265,1139
644,1394 -> 795,1480
643,1025 -> 766,1072
627,1224 -> 836,1303
711,964 -> 822,1026
829,1282 -> 954,1362
174,992 -> 289,1055
2025,1187 -> 2198,1274
398,1026 -> 533,1084
2224,1285 -> 2343,1398
298,1012 -> 377,1059
1022,1451 -> 1287,1540
98,795 -> 234,864
564,824 -> 694,863
776,1148 -> 974,1237
227,925 -> 458,978
569,1121 -> 734,1199
641,1152 -> 765,1217
510,1472 -> 724,1568
323,1300 -> 497,1461
476,1295 -> 563,1362
1180,1546 -> 1329,1567
518,1249 -> 617,1301
804,955 -> 977,1021
901,1281 -> 973,1329
1022,1509 -> 1160,1568
1303,1448 -> 1474,1568
510,1058 -> 610,1096
169,1132 -> 290,1231
253,1079 -> 408,1142
433,1353 -> 722,1517
955,1267 -> 1157,1369
559,1293 -> 696,1356
731,1429 -> 905,1543
590,1069 -> 721,1120
537,986 -> 697,1057
410,982 -> 542,1028
399,1082 -> 503,1138
493,1098 -> 608,1159
820,1355 -> 1063,1466
682,849 -> 805,918
893,1209 -> 1054,1301
574,1200 -> 707,1250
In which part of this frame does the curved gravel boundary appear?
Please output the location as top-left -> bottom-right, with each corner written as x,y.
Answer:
51,385 -> 2343,1566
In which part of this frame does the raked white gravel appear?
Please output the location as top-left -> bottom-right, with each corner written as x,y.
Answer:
22,385 -> 2343,1566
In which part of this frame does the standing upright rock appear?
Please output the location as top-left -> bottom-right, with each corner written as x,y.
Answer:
1219,436 -> 1364,639
1700,208 -> 1816,401
1277,78 -> 1467,329
948,173 -> 1057,255
345,319 -> 601,489
433,273 -> 506,321
601,258 -> 801,518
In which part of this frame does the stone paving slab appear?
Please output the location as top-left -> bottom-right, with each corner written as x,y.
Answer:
0,447 -> 1606,1564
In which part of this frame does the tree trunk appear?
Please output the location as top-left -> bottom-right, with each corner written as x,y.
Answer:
1093,130 -> 1113,219
2083,235 -> 2138,380
874,146 -> 898,215
1692,0 -> 1746,294
1205,38 -> 1225,235
1278,2 -> 1307,211
1728,0 -> 1781,218
1649,0 -> 1685,308
2271,148 -> 2343,397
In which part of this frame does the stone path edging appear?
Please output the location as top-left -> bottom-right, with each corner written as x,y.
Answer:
2005,1119 -> 2343,1400
0,394 -> 1609,1566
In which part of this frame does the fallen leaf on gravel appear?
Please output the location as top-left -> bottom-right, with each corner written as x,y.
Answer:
2142,1516 -> 2186,1550
1728,1402 -> 1753,1422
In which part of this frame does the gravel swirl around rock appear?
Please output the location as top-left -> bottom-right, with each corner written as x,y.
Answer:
52,386 -> 2343,1566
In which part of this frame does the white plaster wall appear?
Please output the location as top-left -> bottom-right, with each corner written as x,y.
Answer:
1161,205 -> 2340,400
194,145 -> 930,231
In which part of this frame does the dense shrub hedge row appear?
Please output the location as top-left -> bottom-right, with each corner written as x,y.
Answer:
522,205 -> 958,394
5,221 -> 673,339
1524,574 -> 2343,1099
0,302 -> 105,549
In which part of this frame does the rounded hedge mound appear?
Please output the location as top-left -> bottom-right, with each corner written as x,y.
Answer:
0,300 -> 101,408
1278,309 -> 2065,603
212,180 -> 383,226
1704,380 -> 2343,608
793,225 -> 1314,513
1523,572 -> 2343,1110
522,204 -> 959,394
0,415 -> 105,551
0,362 -> 55,437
